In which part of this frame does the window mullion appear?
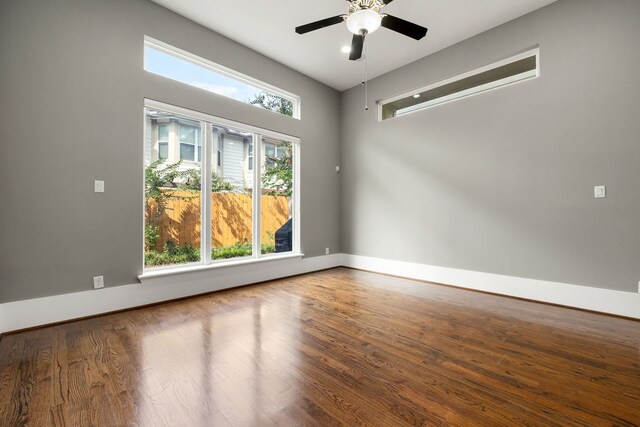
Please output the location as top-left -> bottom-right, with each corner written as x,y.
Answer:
293,141 -> 301,254
202,122 -> 212,264
252,133 -> 261,258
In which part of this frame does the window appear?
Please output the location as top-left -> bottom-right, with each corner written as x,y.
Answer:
144,110 -> 203,269
157,124 -> 168,160
179,124 -> 201,162
261,138 -> 294,254
247,143 -> 253,171
264,142 -> 286,169
144,37 -> 300,119
143,100 -> 300,271
379,48 -> 539,120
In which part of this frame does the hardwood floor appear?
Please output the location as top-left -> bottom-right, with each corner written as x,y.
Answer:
1,267 -> 639,426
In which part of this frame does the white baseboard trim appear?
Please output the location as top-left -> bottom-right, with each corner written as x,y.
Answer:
2,253 -> 637,334
0,254 -> 342,334
341,254 -> 640,320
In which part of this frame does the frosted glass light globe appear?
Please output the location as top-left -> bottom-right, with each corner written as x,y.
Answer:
346,9 -> 382,35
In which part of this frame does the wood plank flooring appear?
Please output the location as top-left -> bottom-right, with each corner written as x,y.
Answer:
1,267 -> 639,426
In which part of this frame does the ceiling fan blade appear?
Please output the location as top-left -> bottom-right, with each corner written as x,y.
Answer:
381,14 -> 428,40
295,15 -> 344,35
382,0 -> 395,4
349,34 -> 365,61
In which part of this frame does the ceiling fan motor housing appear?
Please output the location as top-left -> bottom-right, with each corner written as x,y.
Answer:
348,0 -> 384,14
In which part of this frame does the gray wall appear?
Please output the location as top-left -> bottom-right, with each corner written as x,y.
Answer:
341,0 -> 640,292
0,0 -> 341,302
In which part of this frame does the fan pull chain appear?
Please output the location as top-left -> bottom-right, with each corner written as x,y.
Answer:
362,43 -> 369,111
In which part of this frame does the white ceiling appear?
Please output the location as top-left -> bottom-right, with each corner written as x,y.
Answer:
150,0 -> 557,91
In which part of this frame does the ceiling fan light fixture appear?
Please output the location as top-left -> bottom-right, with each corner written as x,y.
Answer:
346,9 -> 382,35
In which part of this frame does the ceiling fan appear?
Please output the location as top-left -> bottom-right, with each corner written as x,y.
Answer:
295,0 -> 428,61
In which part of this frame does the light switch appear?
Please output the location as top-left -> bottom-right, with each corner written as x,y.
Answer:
594,185 -> 606,198
94,180 -> 105,193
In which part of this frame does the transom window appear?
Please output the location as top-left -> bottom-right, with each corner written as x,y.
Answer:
379,48 -> 539,120
144,37 -> 301,119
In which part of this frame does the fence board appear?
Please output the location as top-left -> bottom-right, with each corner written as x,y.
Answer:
146,190 -> 289,251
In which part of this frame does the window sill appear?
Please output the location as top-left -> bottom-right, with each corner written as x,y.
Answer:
138,252 -> 304,281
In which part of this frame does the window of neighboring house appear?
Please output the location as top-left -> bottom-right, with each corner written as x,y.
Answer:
179,124 -> 201,162
143,100 -> 301,272
247,142 -> 253,171
157,124 -> 169,160
144,36 -> 300,119
379,48 -> 539,120
264,142 -> 286,169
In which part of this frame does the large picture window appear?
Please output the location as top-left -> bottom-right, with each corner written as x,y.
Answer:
143,101 -> 300,271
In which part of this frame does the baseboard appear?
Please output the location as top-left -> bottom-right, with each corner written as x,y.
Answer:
341,254 -> 640,320
2,253 -> 638,334
0,254 -> 342,334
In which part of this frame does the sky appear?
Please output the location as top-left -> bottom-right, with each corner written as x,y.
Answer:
144,47 -> 261,103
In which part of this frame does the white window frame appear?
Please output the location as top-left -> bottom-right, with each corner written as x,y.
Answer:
142,99 -> 302,275
157,123 -> 169,161
378,47 -> 540,121
144,36 -> 301,120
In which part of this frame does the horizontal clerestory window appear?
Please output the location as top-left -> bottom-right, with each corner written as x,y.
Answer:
144,36 -> 300,119
379,48 -> 539,120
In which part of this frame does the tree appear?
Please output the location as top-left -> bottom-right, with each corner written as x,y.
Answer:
262,142 -> 293,198
249,91 -> 293,117
144,160 -> 186,250
247,93 -> 294,197
180,168 -> 236,193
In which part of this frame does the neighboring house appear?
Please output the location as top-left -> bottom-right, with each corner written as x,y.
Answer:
145,112 -> 285,190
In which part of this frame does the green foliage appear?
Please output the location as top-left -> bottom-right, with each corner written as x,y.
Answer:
212,241 -> 252,259
145,160 -> 183,208
145,241 -> 276,266
212,172 -> 236,192
180,168 -> 202,192
180,168 -> 236,193
145,224 -> 159,251
261,242 -> 276,254
145,241 -> 200,266
249,91 -> 294,117
145,160 -> 186,250
262,142 -> 293,197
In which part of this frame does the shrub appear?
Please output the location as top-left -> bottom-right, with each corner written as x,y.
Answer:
212,241 -> 252,259
145,241 -> 280,266
261,243 -> 276,254
145,242 -> 200,266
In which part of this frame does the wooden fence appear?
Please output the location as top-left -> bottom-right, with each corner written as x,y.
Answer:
146,190 -> 289,250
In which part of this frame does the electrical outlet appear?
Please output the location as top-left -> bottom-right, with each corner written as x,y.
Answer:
325,247 -> 330,255
93,276 -> 104,289
335,166 -> 340,173
94,180 -> 105,193
638,281 -> 640,294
